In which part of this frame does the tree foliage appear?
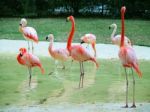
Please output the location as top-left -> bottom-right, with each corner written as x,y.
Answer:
0,0 -> 150,19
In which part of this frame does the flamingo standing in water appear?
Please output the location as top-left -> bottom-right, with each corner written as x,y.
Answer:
80,33 -> 97,57
109,23 -> 132,47
17,48 -> 44,86
46,34 -> 70,69
66,16 -> 99,88
19,18 -> 38,53
119,6 -> 142,108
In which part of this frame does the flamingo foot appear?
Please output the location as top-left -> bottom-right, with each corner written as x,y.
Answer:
122,104 -> 128,108
130,104 -> 136,108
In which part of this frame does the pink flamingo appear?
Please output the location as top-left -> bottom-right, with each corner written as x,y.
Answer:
17,48 -> 44,86
119,6 -> 142,108
109,23 -> 132,47
66,16 -> 99,88
19,18 -> 38,53
80,33 -> 97,57
46,34 -> 70,69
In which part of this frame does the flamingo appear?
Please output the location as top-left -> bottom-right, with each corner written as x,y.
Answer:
66,16 -> 99,88
109,23 -> 132,47
46,34 -> 70,69
80,33 -> 97,57
17,48 -> 44,86
19,18 -> 38,53
119,6 -> 142,108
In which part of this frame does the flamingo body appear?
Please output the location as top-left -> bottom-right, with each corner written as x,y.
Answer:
22,27 -> 38,43
17,48 -> 44,74
119,46 -> 142,77
109,23 -> 131,47
70,45 -> 98,66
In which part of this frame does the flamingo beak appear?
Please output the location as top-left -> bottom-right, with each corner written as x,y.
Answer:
66,17 -> 69,22
46,36 -> 48,40
19,51 -> 23,56
80,40 -> 85,44
19,23 -> 22,26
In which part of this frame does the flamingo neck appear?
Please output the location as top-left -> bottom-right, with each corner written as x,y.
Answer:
17,55 -> 24,65
67,18 -> 75,52
19,26 -> 23,33
111,25 -> 117,39
49,38 -> 54,54
120,11 -> 125,47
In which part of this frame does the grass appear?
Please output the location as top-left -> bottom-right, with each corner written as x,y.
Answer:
0,18 -> 150,46
0,54 -> 150,107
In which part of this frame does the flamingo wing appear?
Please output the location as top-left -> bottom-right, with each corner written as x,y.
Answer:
23,27 -> 38,43
119,47 -> 142,77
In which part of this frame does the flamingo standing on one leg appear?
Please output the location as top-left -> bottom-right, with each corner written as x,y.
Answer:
46,34 -> 70,69
80,33 -> 97,57
119,6 -> 142,108
66,16 -> 99,88
17,48 -> 44,86
19,18 -> 38,53
109,23 -> 132,47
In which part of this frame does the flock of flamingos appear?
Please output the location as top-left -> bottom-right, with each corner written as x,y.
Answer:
17,6 -> 142,108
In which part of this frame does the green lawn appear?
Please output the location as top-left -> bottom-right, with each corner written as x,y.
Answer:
0,54 -> 149,107
0,18 -> 150,46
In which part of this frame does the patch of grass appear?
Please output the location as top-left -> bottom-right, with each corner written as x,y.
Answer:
70,59 -> 150,103
0,55 -> 64,107
0,18 -> 150,46
0,54 -> 150,107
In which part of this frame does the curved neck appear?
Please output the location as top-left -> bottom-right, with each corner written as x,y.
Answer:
49,38 -> 53,53
19,26 -> 23,33
120,11 -> 125,47
111,26 -> 117,39
67,18 -> 75,52
17,55 -> 24,65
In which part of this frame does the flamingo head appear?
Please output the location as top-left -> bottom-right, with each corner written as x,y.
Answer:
20,18 -> 27,27
46,34 -> 54,41
66,15 -> 74,22
19,48 -> 27,56
109,23 -> 117,29
121,6 -> 126,14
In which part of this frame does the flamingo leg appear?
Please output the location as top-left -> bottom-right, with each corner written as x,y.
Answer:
79,62 -> 82,88
27,41 -> 30,52
32,42 -> 34,54
123,68 -> 128,108
28,67 -> 32,87
131,68 -> 136,108
81,62 -> 84,88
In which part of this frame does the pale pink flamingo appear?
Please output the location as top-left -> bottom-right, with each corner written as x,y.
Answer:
19,18 -> 38,53
119,6 -> 142,108
46,34 -> 70,69
66,16 -> 99,88
80,33 -> 97,57
109,23 -> 132,47
17,48 -> 44,86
